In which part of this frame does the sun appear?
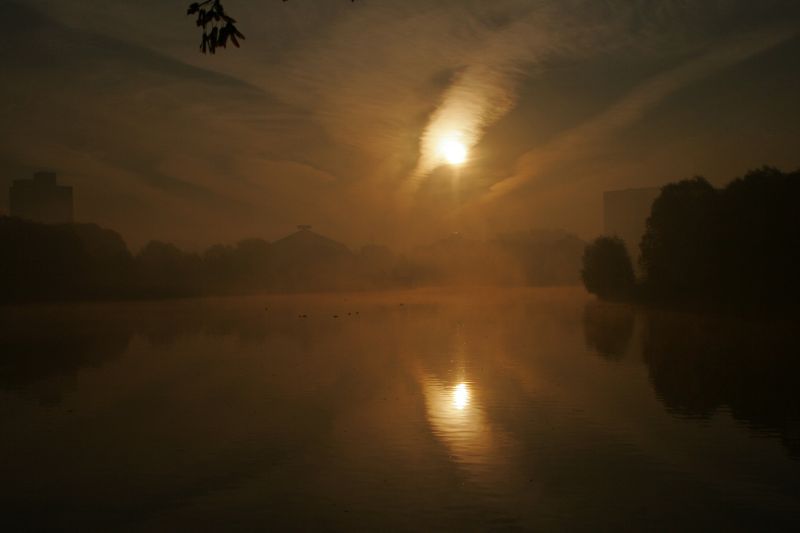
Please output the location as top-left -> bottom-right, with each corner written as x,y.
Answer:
438,135 -> 468,166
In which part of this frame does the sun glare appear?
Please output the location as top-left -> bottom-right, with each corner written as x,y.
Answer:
439,135 -> 468,166
452,382 -> 470,410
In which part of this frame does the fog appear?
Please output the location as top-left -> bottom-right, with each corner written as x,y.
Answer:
0,216 -> 585,301
2,290 -> 799,529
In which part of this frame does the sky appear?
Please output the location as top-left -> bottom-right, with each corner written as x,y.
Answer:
1,0 -> 799,250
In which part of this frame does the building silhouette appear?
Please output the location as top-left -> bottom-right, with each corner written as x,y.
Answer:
603,187 -> 660,259
9,171 -> 73,224
272,225 -> 350,264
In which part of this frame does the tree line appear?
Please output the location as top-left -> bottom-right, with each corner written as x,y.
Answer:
0,217 -> 585,303
582,166 -> 800,315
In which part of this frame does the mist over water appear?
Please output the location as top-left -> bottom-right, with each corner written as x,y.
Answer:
2,288 -> 798,531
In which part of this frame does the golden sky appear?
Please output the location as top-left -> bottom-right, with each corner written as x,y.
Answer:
1,0 -> 799,249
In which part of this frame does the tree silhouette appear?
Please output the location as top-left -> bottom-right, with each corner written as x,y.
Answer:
716,167 -> 800,311
581,236 -> 635,300
638,167 -> 800,313
639,177 -> 718,302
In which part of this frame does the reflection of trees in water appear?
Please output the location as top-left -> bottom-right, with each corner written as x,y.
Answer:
582,302 -> 635,361
0,298 -> 401,531
0,298 -> 398,404
0,310 -> 132,403
0,301 -> 277,402
642,312 -> 800,457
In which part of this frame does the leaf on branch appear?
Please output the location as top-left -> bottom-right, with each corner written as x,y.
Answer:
189,0 -> 354,54
188,0 -> 245,54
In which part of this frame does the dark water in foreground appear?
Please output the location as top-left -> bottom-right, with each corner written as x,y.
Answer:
1,288 -> 799,531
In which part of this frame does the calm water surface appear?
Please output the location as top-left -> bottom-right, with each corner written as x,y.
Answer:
1,288 -> 799,531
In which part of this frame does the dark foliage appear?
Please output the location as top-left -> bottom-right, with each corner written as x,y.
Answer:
639,167 -> 800,313
0,216 -> 584,303
581,236 -> 635,300
187,0 -> 245,54
0,217 -> 130,302
186,1 -> 357,54
639,177 -> 719,301
136,241 -> 201,297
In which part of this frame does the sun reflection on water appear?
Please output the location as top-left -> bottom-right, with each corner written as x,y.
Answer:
452,382 -> 470,410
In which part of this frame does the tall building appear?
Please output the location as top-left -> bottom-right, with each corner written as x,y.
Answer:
9,171 -> 74,224
603,187 -> 661,259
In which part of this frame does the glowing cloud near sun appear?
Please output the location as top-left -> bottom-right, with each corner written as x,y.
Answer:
400,7 -> 568,190
406,18 -> 542,185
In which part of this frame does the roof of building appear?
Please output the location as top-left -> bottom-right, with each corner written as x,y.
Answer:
271,228 -> 350,259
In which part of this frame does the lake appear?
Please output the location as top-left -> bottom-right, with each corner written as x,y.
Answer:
1,288 -> 799,531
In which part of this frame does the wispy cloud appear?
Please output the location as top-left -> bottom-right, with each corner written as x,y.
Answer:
5,0 -> 800,246
480,24 -> 799,204
406,1 -> 621,185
